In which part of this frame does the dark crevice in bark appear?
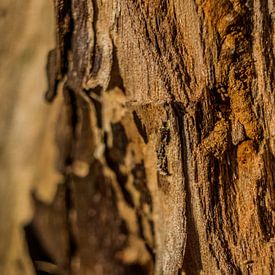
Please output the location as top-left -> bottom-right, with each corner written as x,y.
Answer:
156,120 -> 171,176
136,212 -> 155,260
45,0 -> 74,102
110,122 -> 129,162
63,86 -> 78,139
104,132 -> 135,208
172,102 -> 203,274
132,111 -> 148,144
84,86 -> 103,128
91,96 -> 103,128
45,49 -> 59,103
209,157 -> 220,208
91,46 -> 102,76
257,146 -> 275,241
24,224 -> 56,275
90,0 -> 99,75
107,45 -> 126,93
132,161 -> 152,208
195,101 -> 204,143
259,0 -> 274,87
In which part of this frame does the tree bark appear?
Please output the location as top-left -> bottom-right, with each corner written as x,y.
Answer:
26,0 -> 274,274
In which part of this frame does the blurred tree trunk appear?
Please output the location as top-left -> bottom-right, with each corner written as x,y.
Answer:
26,0 -> 274,274
0,1 -> 57,275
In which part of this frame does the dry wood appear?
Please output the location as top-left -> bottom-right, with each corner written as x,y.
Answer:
25,0 -> 274,274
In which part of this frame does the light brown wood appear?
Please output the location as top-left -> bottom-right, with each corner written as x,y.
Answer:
2,0 -> 275,274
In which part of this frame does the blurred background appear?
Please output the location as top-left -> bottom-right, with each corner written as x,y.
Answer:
0,1 -> 61,274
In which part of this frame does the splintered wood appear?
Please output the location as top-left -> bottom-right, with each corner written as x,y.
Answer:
28,0 -> 275,274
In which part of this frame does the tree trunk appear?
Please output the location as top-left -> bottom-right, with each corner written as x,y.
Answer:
0,1 -> 56,274
25,0 -> 274,274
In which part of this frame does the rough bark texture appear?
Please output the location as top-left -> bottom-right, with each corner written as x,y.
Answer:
23,0 -> 274,274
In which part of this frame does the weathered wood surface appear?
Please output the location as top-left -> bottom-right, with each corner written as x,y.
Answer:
24,0 -> 274,274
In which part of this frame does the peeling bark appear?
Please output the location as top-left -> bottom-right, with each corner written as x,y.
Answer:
26,0 -> 274,274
